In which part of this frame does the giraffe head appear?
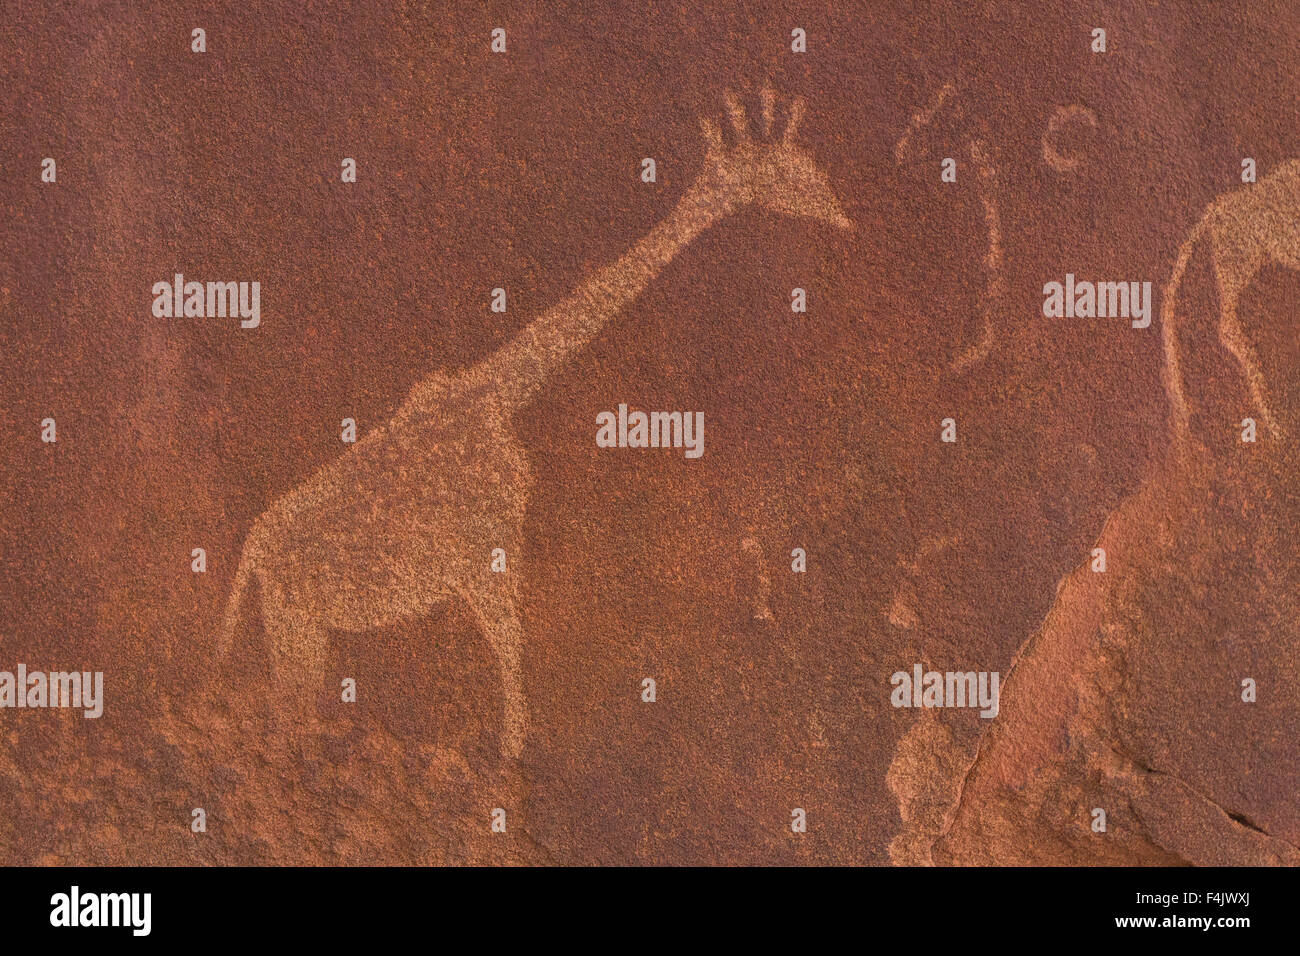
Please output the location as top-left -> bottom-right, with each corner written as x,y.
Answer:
697,88 -> 852,231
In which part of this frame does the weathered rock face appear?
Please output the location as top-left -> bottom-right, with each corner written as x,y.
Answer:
1,1 -> 1297,865
893,447 -> 1300,866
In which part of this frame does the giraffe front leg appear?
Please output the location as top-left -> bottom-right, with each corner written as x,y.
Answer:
466,585 -> 529,760
1217,273 -> 1284,440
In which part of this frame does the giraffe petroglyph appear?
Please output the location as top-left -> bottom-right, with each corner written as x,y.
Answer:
220,89 -> 851,758
1162,159 -> 1300,445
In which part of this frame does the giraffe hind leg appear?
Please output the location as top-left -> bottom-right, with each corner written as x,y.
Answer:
261,572 -> 329,718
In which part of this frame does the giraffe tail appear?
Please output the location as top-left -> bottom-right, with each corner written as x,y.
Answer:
1161,214 -> 1211,445
219,539 -> 258,658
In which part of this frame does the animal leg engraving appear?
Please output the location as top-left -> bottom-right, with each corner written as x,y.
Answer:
261,574 -> 328,708
1215,257 -> 1282,439
740,537 -> 775,623
465,585 -> 528,759
1160,218 -> 1205,443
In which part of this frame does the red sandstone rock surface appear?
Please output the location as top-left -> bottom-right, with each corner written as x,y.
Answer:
1,1 -> 1296,865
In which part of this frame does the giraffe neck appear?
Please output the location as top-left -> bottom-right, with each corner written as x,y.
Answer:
485,187 -> 728,411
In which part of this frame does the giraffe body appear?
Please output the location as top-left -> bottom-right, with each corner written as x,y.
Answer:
224,371 -> 532,751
